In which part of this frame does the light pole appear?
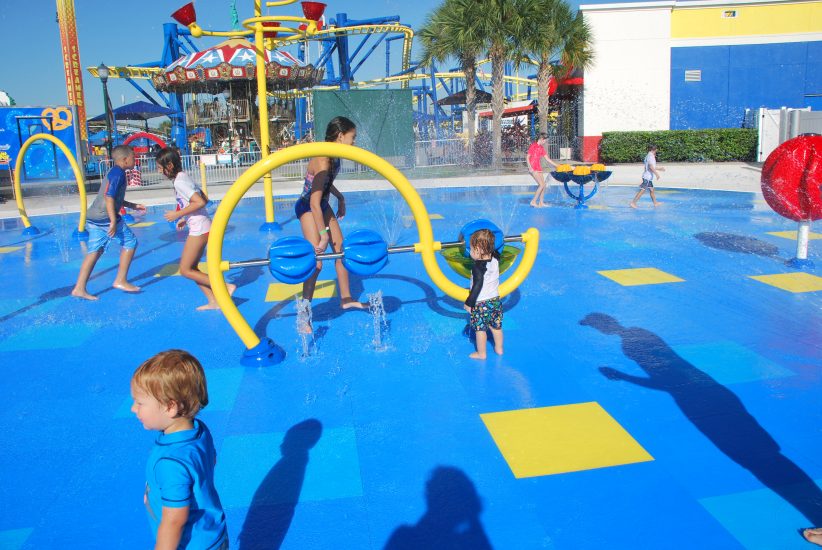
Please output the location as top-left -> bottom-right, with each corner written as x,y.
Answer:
97,62 -> 112,159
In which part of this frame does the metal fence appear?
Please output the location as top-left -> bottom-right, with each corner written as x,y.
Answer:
97,135 -> 576,189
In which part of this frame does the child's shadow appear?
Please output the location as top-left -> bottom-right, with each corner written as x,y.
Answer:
237,419 -> 323,550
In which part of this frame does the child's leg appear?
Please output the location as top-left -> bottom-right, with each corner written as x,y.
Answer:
470,330 -> 488,359
112,247 -> 141,291
178,234 -> 236,310
111,223 -> 140,291
298,212 -> 323,302
649,188 -> 661,206
630,188 -> 645,207
803,528 -> 822,546
490,327 -> 504,355
529,171 -> 545,206
328,215 -> 364,310
72,249 -> 104,300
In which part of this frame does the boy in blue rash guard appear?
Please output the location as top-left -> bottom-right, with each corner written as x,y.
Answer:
463,229 -> 504,359
71,144 -> 145,300
131,350 -> 228,550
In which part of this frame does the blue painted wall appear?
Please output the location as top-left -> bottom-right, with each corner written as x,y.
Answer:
670,41 -> 822,129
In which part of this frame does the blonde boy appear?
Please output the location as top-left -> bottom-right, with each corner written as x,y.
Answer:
131,350 -> 228,549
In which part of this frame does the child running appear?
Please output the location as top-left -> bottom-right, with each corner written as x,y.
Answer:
131,349 -> 228,550
72,144 -> 145,300
295,116 -> 365,330
463,229 -> 503,359
630,144 -> 666,208
157,147 -> 235,310
527,133 -> 559,208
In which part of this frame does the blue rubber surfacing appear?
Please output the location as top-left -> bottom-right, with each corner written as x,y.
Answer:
0,185 -> 820,549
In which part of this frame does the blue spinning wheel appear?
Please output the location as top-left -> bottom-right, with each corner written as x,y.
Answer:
552,168 -> 613,209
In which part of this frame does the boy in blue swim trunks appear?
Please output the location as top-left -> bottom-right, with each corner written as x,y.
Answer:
72,145 -> 145,300
131,349 -> 228,549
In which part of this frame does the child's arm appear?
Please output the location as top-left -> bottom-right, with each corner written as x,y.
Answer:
123,200 -> 146,213
155,505 -> 189,550
165,184 -> 207,222
328,184 -> 346,220
464,260 -> 487,311
310,170 -> 330,252
543,153 -> 558,169
104,196 -> 118,236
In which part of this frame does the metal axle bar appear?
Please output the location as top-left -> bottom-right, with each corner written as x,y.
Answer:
227,234 -> 524,269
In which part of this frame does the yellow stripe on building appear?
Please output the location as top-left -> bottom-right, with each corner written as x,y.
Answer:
672,1 -> 822,39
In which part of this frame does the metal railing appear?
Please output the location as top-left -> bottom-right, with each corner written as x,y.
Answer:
414,139 -> 472,167
185,99 -> 251,126
96,135 -> 577,189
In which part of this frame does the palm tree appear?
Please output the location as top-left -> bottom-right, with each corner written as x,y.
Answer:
418,0 -> 484,148
470,0 -> 530,167
520,0 -> 594,136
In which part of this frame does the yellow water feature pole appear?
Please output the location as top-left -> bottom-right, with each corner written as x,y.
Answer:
253,0 -> 277,231
183,0 -> 318,233
13,133 -> 89,238
207,142 -> 539,365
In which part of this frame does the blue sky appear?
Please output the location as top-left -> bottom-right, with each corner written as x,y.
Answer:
0,0 -> 594,118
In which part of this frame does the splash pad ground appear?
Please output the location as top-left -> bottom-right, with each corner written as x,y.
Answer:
0,179 -> 820,549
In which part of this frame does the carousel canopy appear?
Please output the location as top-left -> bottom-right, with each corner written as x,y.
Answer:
152,37 -> 323,93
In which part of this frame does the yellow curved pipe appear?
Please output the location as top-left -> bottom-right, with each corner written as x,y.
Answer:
208,142 -> 539,350
13,133 -> 87,233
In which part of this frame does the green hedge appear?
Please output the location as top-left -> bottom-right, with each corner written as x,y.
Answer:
599,128 -> 757,163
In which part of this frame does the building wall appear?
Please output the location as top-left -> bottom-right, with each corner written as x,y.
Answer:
580,0 -> 822,161
580,2 -> 674,160
669,0 -> 822,129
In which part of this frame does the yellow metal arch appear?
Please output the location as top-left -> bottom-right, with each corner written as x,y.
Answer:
13,133 -> 88,234
207,142 -> 539,350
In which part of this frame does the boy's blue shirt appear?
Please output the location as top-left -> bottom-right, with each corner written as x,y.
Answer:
87,166 -> 127,224
145,418 -> 227,549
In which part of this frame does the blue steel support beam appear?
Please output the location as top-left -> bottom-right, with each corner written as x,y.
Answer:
335,13 -> 352,90
351,33 -> 388,77
124,78 -> 162,106
162,23 -> 188,153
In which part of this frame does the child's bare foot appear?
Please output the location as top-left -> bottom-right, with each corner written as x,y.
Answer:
113,282 -> 141,293
629,202 -> 637,209
469,352 -> 487,360
71,289 -> 98,300
494,346 -> 504,355
529,201 -> 538,208
537,202 -> 548,208
653,201 -> 662,207
341,298 -> 365,310
196,302 -> 221,311
804,528 -> 822,546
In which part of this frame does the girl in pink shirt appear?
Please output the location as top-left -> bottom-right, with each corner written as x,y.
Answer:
527,133 -> 558,208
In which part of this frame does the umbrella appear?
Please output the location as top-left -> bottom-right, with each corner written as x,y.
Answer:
89,100 -> 175,122
437,89 -> 492,106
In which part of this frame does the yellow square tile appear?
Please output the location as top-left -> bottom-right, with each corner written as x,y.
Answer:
481,402 -> 653,478
128,222 -> 156,228
651,189 -> 681,195
154,262 -> 208,277
597,267 -> 684,286
766,231 -> 822,241
265,280 -> 336,302
587,204 -> 609,210
0,246 -> 23,254
749,272 -> 822,293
